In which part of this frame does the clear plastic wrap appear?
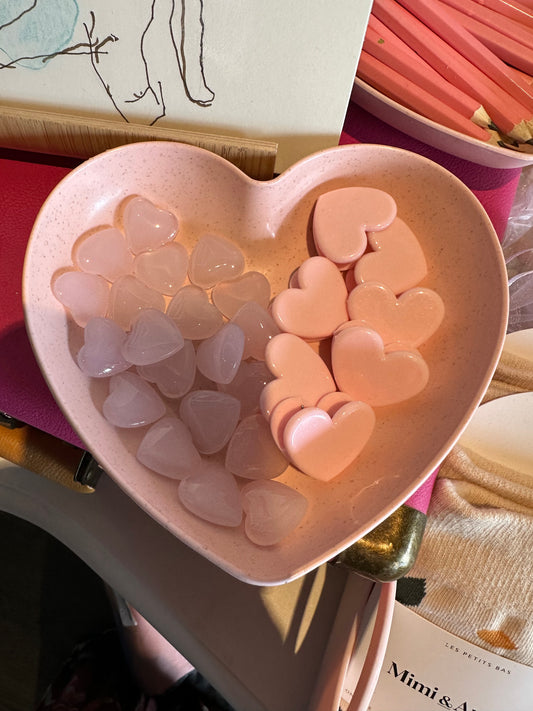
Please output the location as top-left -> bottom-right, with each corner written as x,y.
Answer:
501,165 -> 533,333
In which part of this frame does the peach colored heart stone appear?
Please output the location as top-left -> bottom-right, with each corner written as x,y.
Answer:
283,401 -> 376,481
331,325 -> 429,407
271,256 -> 349,339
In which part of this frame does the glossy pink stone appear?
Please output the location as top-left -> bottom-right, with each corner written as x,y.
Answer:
179,390 -> 241,454
270,256 -> 349,339
331,325 -> 430,407
121,308 -> 184,366
102,371 -> 166,428
218,360 -> 274,419
77,317 -> 130,378
230,301 -> 281,361
178,460 -> 243,527
108,275 -> 166,330
167,285 -> 223,340
313,187 -> 397,268
225,413 -> 288,480
122,196 -> 178,254
354,218 -> 427,295
269,397 -> 304,452
188,234 -> 245,288
241,480 -> 308,546
73,227 -> 133,282
211,271 -> 271,318
260,333 -> 336,418
133,242 -> 189,295
347,282 -> 445,347
196,323 -> 245,385
283,402 -> 376,481
138,339 -> 196,399
136,415 -> 201,479
52,270 -> 109,327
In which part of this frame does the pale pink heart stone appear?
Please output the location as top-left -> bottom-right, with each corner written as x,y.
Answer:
122,196 -> 178,254
121,308 -> 184,366
269,397 -> 304,452
178,460 -> 243,527
77,317 -> 130,377
241,480 -> 308,546
230,301 -> 281,361
73,227 -> 133,281
283,402 -> 376,481
102,371 -> 166,428
225,413 -> 288,480
188,234 -> 245,288
167,285 -> 223,340
138,339 -> 196,398
270,256 -> 349,339
347,282 -> 445,347
136,415 -> 201,479
211,271 -> 271,318
331,325 -> 430,407
133,242 -> 189,295
260,333 -> 336,418
52,270 -> 109,327
313,187 -> 397,268
195,323 -> 245,385
108,275 -> 165,330
354,218 -> 427,295
218,360 -> 274,419
179,390 -> 241,454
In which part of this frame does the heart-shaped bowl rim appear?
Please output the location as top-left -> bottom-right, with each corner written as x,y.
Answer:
23,140 -> 508,585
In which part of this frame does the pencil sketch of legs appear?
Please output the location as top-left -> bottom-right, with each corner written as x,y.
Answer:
0,0 -> 216,124
83,0 -> 215,122
169,0 -> 215,107
84,2 -> 165,124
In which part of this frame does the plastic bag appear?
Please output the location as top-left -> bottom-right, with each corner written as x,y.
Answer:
501,165 -> 533,333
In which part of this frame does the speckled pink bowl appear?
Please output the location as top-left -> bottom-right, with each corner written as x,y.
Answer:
23,141 -> 508,585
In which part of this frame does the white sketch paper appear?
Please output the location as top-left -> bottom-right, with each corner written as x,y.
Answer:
0,1 -> 372,171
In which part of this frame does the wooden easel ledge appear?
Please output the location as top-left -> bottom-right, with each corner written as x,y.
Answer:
0,105 -> 278,181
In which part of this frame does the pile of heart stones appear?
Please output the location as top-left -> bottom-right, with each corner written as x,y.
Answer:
52,188 -> 444,546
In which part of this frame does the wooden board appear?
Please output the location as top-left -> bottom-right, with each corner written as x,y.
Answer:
0,105 -> 277,181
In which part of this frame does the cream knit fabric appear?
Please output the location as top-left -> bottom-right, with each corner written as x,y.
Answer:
397,349 -> 533,667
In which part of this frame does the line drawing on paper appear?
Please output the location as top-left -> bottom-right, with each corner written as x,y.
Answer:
0,0 -> 215,124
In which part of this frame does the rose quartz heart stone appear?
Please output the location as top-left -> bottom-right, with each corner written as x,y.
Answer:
102,371 -> 167,428
122,196 -> 178,254
136,415 -> 201,479
178,460 -> 243,527
73,227 -> 133,282
77,317 -> 130,378
241,480 -> 308,546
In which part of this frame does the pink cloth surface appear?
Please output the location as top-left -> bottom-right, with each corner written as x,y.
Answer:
0,103 -> 521,468
0,152 -> 84,448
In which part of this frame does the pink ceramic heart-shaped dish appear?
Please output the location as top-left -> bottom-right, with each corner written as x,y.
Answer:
23,141 -> 508,585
